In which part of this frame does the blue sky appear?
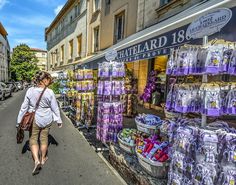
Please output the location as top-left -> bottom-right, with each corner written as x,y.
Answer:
0,0 -> 67,50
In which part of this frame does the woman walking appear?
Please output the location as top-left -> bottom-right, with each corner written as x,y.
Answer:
17,71 -> 62,175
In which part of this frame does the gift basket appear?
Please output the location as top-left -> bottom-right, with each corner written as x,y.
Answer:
136,135 -> 169,178
117,128 -> 137,154
135,114 -> 162,135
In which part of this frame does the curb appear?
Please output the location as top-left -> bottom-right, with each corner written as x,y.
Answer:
60,108 -> 127,185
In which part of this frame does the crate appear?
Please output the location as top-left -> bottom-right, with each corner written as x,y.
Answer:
136,150 -> 168,178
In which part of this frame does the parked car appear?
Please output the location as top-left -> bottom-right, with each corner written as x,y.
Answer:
16,82 -> 24,90
6,82 -> 18,92
0,82 -> 12,100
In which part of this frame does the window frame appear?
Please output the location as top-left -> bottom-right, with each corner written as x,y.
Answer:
69,40 -> 74,59
61,45 -> 65,61
93,26 -> 100,52
77,34 -> 82,57
105,0 -> 111,15
93,0 -> 100,12
114,11 -> 125,43
159,0 -> 172,7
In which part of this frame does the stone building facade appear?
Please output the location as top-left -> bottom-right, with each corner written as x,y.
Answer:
0,22 -> 10,82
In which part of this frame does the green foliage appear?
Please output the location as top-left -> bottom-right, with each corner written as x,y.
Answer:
50,81 -> 60,94
10,44 -> 39,81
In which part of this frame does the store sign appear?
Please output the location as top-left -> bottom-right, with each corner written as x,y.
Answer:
117,24 -> 191,62
186,8 -> 232,39
105,50 -> 118,61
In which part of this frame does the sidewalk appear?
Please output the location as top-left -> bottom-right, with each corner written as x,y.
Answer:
0,91 -> 125,185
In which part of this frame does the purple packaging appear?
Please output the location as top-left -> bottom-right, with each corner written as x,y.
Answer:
226,90 -> 236,115
205,50 -> 221,74
103,81 -> 112,95
76,82 -> 82,91
97,81 -> 103,95
228,50 -> 236,75
176,52 -> 189,76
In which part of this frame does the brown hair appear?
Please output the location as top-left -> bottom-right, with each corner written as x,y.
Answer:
34,71 -> 52,85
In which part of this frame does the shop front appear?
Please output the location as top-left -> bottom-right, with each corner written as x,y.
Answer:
58,0 -> 236,184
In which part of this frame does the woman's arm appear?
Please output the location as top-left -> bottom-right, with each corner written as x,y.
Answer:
16,89 -> 31,126
50,91 -> 62,124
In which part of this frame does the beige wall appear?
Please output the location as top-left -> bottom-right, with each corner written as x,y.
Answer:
136,0 -> 203,31
33,51 -> 47,71
87,0 -> 101,55
46,0 -> 87,71
100,0 -> 138,50
0,34 -> 10,82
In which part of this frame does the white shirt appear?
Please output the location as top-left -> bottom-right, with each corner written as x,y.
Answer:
17,87 -> 62,127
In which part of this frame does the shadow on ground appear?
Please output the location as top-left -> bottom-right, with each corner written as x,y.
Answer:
21,134 -> 59,154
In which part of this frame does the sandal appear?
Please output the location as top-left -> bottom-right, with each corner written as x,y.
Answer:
32,161 -> 41,176
41,156 -> 48,165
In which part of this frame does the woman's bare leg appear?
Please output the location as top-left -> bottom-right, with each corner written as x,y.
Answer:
31,144 -> 40,163
40,145 -> 48,164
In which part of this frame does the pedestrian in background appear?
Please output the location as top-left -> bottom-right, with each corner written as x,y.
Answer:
17,71 -> 62,175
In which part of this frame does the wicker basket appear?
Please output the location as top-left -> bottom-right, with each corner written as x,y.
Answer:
136,150 -> 169,178
135,118 -> 158,135
117,132 -> 136,154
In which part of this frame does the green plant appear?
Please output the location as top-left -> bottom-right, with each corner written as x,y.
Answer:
50,81 -> 60,94
10,44 -> 39,81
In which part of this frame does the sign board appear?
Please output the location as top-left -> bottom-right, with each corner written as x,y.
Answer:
105,50 -> 118,61
186,8 -> 232,39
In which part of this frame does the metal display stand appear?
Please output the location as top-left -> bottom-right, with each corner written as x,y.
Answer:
96,50 -> 124,152
201,35 -> 208,127
75,67 -> 96,131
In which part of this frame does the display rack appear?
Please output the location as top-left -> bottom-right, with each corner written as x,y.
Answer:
96,59 -> 125,148
74,68 -> 96,130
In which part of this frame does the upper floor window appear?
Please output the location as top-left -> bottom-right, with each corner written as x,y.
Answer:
105,0 -> 110,15
75,3 -> 81,16
69,40 -> 73,59
61,45 -> 64,61
94,0 -> 100,12
114,11 -> 125,43
55,49 -> 59,62
77,34 -> 82,57
93,26 -> 99,52
160,0 -> 172,7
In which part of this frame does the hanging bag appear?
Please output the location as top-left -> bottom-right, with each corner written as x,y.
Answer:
20,87 -> 47,131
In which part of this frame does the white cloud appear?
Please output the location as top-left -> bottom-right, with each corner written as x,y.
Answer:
54,5 -> 63,15
0,0 -> 8,9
